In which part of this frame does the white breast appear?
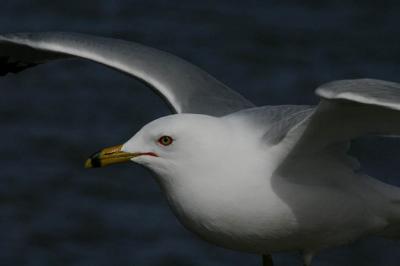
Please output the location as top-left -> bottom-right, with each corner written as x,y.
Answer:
156,151 -> 301,253
156,151 -> 385,254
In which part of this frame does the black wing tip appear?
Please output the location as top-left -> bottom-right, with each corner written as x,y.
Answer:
0,56 -> 38,76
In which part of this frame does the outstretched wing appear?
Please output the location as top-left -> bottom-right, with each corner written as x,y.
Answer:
0,32 -> 254,116
281,79 -> 400,156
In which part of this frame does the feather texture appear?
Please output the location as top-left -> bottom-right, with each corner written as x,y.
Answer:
0,32 -> 254,116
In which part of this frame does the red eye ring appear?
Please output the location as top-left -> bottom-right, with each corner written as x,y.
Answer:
158,135 -> 173,146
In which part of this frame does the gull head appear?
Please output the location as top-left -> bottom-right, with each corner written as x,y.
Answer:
85,114 -> 241,181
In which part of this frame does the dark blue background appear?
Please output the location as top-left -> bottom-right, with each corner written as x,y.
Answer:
1,1 -> 400,265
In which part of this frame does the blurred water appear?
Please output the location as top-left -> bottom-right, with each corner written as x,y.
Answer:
1,1 -> 400,265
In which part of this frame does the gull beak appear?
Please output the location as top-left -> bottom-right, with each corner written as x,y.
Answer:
84,144 -> 138,168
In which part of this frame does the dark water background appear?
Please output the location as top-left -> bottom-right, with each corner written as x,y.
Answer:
1,1 -> 400,265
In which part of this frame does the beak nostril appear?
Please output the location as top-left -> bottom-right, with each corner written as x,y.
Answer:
103,144 -> 124,155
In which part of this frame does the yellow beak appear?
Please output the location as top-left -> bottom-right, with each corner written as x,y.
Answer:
84,144 -> 139,168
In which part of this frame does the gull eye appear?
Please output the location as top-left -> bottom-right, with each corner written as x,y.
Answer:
158,135 -> 173,146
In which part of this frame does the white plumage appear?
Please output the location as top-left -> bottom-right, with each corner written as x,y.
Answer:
2,32 -> 400,266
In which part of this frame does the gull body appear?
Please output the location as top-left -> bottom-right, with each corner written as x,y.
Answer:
2,32 -> 400,265
121,113 -> 395,257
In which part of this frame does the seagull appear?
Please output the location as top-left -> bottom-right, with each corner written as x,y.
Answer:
1,32 -> 400,266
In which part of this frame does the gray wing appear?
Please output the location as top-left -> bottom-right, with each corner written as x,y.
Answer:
282,79 -> 400,156
225,105 -> 314,144
0,32 -> 254,116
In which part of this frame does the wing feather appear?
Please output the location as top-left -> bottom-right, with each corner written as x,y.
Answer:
284,79 -> 400,156
0,32 -> 254,116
